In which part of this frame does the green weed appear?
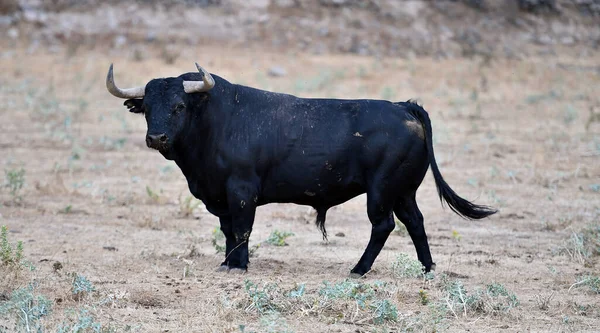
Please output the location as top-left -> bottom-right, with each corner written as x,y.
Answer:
1,225 -> 23,267
0,284 -> 52,332
212,227 -> 226,253
570,275 -> 600,294
4,167 -> 25,201
390,253 -> 423,278
440,278 -> 519,317
71,273 -> 95,298
57,308 -> 119,333
145,186 -> 160,203
370,299 -> 398,324
266,230 -> 294,246
179,195 -> 202,218
244,280 -> 278,313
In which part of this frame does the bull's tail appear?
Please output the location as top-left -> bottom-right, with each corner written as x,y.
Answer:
405,100 -> 497,219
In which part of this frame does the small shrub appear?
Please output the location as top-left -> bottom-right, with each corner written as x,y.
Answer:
440,279 -> 519,317
560,225 -> 600,264
258,311 -> 293,333
4,167 -> 25,201
419,289 -> 429,305
145,185 -> 160,202
266,230 -> 294,246
319,279 -> 376,308
370,299 -> 398,324
570,275 -> 600,294
212,227 -> 226,253
244,280 -> 278,313
57,308 -> 117,333
288,283 -> 305,298
0,284 -> 52,332
391,253 -> 423,278
179,195 -> 201,217
71,273 -> 95,299
1,225 -> 23,267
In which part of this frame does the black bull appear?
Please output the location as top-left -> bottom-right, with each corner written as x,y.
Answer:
106,64 -> 496,276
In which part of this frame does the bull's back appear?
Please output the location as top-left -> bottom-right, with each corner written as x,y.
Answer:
258,97 -> 422,207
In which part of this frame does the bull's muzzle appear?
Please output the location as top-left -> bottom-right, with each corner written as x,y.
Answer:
146,133 -> 168,150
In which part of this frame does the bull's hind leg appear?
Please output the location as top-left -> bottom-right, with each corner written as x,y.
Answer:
394,195 -> 435,272
350,189 -> 395,276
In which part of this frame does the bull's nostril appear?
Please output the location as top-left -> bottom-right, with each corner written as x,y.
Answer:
159,134 -> 167,143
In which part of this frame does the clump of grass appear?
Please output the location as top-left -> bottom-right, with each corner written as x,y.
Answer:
179,195 -> 202,218
212,227 -> 226,253
440,278 -> 519,317
0,284 -> 52,332
258,311 -> 292,333
391,253 -> 424,278
71,273 -> 95,300
319,280 -> 397,324
4,167 -> 25,202
1,225 -> 23,267
569,275 -> 600,294
145,185 -> 160,203
370,299 -> 398,324
57,308 -> 120,333
266,230 -> 294,246
419,289 -> 429,305
559,224 -> 600,265
319,279 -> 377,308
244,280 -> 278,314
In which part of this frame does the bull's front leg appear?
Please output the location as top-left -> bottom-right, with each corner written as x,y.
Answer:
220,177 -> 257,272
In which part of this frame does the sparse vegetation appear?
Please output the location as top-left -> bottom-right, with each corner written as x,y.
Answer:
57,308 -> 117,333
1,225 -> 23,268
391,253 -> 424,279
4,167 -> 25,202
570,275 -> 600,294
266,230 -> 294,246
179,195 -> 202,217
439,278 -> 519,317
145,185 -> 160,203
71,273 -> 95,299
0,284 -> 52,332
212,227 -> 226,253
559,224 -> 600,265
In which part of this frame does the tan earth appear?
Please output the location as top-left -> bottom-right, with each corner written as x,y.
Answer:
1,42 -> 599,332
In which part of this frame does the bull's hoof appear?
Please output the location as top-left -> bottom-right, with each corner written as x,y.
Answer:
228,268 -> 247,274
348,272 -> 364,279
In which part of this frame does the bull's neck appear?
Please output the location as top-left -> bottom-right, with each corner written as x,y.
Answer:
172,82 -> 234,180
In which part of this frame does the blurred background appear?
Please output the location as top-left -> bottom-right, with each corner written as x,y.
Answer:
1,1 -> 599,332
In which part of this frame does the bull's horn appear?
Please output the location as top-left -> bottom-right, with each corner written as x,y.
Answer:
106,64 -> 146,99
182,63 -> 215,93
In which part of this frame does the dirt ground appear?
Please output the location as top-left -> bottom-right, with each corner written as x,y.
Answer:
1,40 -> 599,332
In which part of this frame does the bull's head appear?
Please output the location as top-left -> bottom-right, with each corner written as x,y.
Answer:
106,63 -> 215,159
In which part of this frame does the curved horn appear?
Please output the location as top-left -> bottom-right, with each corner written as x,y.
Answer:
182,63 -> 215,93
106,64 -> 146,99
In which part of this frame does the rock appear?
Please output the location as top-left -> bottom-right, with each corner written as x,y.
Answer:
335,232 -> 345,237
268,66 -> 287,77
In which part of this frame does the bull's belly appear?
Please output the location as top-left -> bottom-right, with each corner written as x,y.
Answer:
259,172 -> 365,208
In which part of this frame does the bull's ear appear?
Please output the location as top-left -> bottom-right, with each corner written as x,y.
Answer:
124,99 -> 143,114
